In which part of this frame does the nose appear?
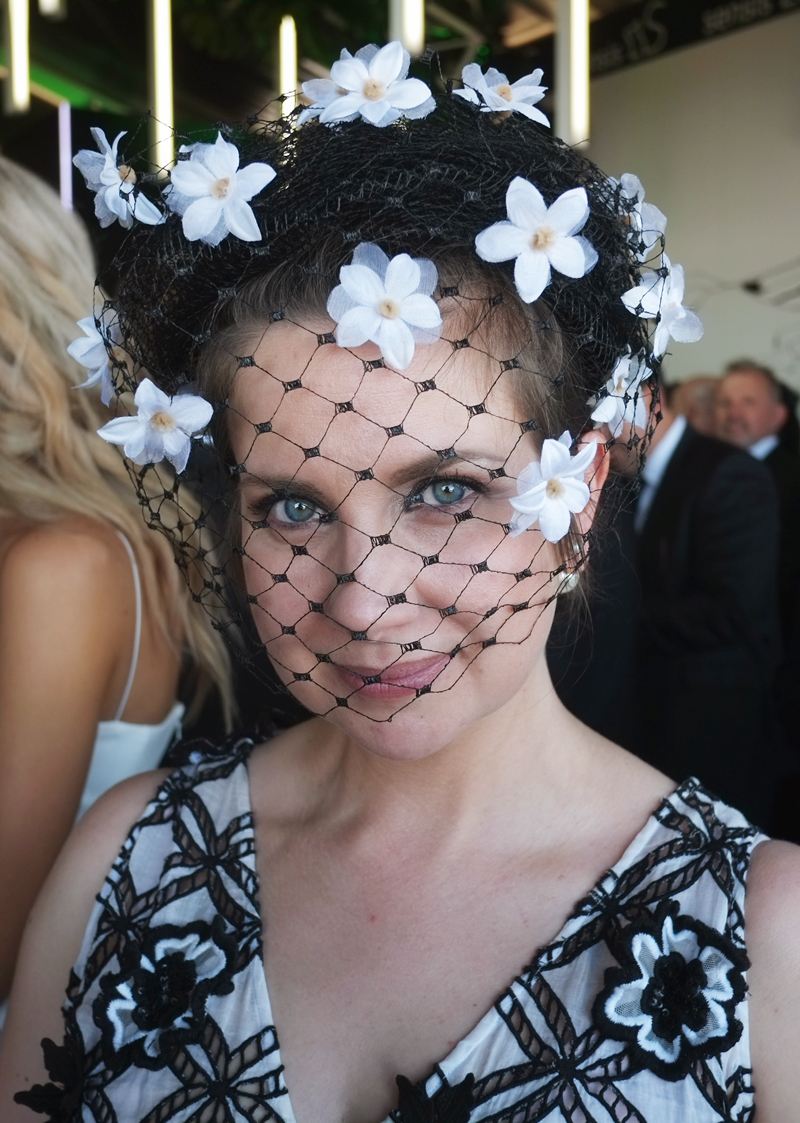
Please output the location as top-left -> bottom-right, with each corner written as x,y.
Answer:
323,529 -> 424,639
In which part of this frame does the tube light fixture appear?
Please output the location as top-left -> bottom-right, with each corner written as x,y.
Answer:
3,0 -> 30,114
279,15 -> 297,111
39,0 -> 67,18
58,99 -> 73,209
149,0 -> 174,170
389,0 -> 425,56
556,0 -> 589,148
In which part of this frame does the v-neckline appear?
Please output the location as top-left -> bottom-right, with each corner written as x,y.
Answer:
240,756 -> 689,1123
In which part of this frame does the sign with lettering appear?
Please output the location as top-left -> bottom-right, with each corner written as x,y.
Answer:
495,0 -> 800,80
591,0 -> 800,76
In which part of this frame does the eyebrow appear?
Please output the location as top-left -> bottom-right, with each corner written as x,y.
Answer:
239,450 -> 507,506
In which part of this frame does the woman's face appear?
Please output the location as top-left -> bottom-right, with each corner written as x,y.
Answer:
227,320 -> 566,760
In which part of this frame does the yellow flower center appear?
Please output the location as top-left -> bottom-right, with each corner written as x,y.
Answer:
211,177 -> 231,199
546,478 -> 565,500
117,164 -> 136,185
496,83 -> 514,101
150,410 -> 176,432
531,224 -> 557,252
377,297 -> 401,319
363,78 -> 386,101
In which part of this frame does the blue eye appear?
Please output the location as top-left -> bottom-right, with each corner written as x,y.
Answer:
273,498 -> 319,524
423,480 -> 469,506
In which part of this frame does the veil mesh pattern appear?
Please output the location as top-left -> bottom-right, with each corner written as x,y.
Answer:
94,92 -> 660,726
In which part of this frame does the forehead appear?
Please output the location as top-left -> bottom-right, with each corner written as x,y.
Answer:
722,371 -> 774,401
227,320 -> 530,472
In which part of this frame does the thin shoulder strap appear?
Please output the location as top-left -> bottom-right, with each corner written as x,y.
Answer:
113,531 -> 143,721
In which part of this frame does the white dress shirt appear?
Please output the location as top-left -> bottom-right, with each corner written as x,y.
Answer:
634,414 -> 688,533
747,434 -> 779,461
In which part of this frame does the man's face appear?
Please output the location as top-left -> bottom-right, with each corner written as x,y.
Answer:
716,371 -> 786,449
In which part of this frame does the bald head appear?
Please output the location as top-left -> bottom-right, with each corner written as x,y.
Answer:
716,365 -> 787,449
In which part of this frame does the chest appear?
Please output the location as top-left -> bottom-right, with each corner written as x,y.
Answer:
256,833 -> 601,1123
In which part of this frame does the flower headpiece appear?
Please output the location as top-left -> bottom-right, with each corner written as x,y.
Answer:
66,41 -> 705,724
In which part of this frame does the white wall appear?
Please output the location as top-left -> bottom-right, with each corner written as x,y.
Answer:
587,10 -> 800,386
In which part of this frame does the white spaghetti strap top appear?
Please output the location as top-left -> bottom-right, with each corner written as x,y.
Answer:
112,531 -> 143,721
76,532 -> 184,820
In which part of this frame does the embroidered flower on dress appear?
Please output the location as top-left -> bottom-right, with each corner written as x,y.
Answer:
475,177 -> 598,304
97,377 -> 213,474
395,1071 -> 475,1123
509,431 -> 597,542
67,308 -> 120,406
616,172 -> 667,261
93,919 -> 235,1069
73,128 -> 164,229
621,255 -> 704,359
298,41 -> 435,128
327,242 -> 442,371
590,349 -> 652,438
454,64 -> 549,125
593,900 -> 748,1080
167,133 -> 276,246
13,1028 -> 85,1121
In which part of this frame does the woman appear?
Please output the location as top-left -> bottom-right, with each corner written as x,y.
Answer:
1,45 -> 798,1121
0,158 -> 232,1004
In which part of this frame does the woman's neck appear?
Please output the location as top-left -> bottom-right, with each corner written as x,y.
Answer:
266,654 -> 604,856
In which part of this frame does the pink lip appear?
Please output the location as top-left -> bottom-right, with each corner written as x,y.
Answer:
335,654 -> 451,698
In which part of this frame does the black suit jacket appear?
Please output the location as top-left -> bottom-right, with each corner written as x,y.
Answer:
764,443 -> 800,649
634,424 -> 781,824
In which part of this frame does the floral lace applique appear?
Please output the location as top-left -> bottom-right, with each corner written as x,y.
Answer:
594,899 -> 749,1080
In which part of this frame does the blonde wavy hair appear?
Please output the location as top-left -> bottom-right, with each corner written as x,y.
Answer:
0,155 -> 233,726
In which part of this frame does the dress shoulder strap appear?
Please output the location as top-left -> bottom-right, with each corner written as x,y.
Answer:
113,531 -> 143,722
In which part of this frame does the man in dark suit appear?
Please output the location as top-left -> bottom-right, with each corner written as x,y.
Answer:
716,362 -> 800,838
717,361 -> 800,651
633,386 -> 782,826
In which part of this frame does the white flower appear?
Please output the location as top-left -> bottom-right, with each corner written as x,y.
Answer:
299,41 -> 435,128
327,242 -> 442,371
590,350 -> 651,438
454,64 -> 549,125
104,929 -> 228,1059
509,431 -> 597,542
73,128 -> 164,229
475,176 -> 598,303
68,309 -> 120,406
616,172 -> 667,261
621,256 -> 703,358
167,133 -> 276,246
97,378 -> 213,474
601,911 -> 743,1068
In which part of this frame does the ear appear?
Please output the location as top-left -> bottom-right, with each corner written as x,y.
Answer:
576,432 -> 610,536
775,401 -> 789,430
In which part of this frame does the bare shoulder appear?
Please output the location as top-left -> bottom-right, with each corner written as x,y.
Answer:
745,839 -> 800,1121
0,517 -> 128,599
0,768 -> 169,1118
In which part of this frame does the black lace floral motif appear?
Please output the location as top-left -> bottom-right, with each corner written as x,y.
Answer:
15,766 -> 760,1123
93,915 -> 236,1070
13,1029 -> 84,1121
394,1072 -> 475,1123
593,899 -> 749,1080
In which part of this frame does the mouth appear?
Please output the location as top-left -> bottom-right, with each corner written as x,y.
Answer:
334,653 -> 451,698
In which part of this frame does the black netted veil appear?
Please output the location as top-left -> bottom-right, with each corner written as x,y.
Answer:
96,90 -> 659,728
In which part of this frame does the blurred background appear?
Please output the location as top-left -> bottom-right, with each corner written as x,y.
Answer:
1,0 -> 798,388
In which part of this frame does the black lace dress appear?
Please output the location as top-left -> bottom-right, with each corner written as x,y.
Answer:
16,740 -> 765,1122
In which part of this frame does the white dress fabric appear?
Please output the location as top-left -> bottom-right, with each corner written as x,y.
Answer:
16,741 -> 766,1123
76,533 -> 184,820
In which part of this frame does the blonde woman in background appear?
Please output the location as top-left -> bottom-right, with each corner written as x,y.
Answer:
0,157 -> 233,1004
